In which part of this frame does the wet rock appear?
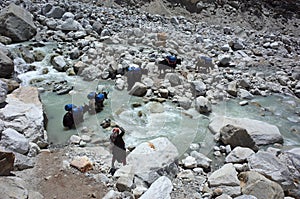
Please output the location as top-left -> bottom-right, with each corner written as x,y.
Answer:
176,96 -> 192,110
33,49 -> 46,62
128,82 -> 147,97
51,55 -> 68,72
195,96 -> 212,114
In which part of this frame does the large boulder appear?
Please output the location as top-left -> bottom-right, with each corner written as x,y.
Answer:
0,87 -> 48,148
0,50 -> 14,78
0,3 -> 37,42
220,124 -> 258,151
209,116 -> 283,146
248,150 -> 298,194
239,171 -> 284,199
125,137 -> 179,184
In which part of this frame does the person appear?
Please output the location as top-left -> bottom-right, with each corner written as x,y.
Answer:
87,91 -> 108,114
63,104 -> 75,129
63,103 -> 89,129
109,126 -> 126,175
157,54 -> 182,76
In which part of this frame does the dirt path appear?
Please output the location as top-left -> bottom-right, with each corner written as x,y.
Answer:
15,148 -> 108,199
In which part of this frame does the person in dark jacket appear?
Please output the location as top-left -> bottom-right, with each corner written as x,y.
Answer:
63,104 -> 89,129
109,126 -> 126,175
87,91 -> 109,114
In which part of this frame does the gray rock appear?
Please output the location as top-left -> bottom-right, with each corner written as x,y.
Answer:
195,96 -> 212,114
43,5 -> 65,19
79,66 -> 101,81
140,176 -> 173,199
177,169 -> 194,181
176,96 -> 192,110
191,80 -> 207,97
219,124 -> 258,151
14,152 -> 35,170
128,82 -> 147,97
238,89 -> 254,99
28,142 -> 40,157
126,137 -> 178,184
0,176 -> 29,199
190,150 -> 212,169
51,55 -> 67,72
218,54 -> 232,67
248,150 -> 298,193
165,73 -> 182,87
102,190 -> 121,199
0,128 -> 29,155
114,165 -> 135,192
234,195 -> 257,199
0,79 -> 8,103
225,147 -> 255,163
0,87 -> 48,146
0,50 -> 14,78
182,156 -> 197,169
59,18 -> 83,31
209,116 -> 283,146
227,81 -> 238,97
208,163 -> 240,187
62,12 -> 75,20
239,171 -> 284,199
0,3 -> 37,42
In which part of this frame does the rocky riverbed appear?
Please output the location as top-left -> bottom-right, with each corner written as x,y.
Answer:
0,0 -> 300,199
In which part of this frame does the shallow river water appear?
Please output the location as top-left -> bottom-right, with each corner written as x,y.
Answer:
10,42 -> 300,156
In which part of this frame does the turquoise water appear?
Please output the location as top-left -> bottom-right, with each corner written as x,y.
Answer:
40,75 -> 300,157
9,42 -> 300,155
40,77 -> 214,156
212,94 -> 300,147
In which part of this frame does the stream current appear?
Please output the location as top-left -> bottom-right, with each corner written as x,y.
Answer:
10,42 -> 300,157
